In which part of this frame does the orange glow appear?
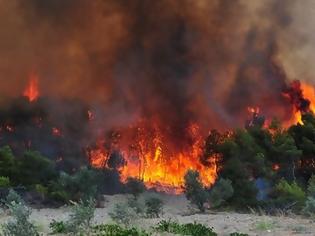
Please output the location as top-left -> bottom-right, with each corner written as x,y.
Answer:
52,127 -> 62,137
23,73 -> 39,102
289,82 -> 315,125
88,122 -> 218,193
272,163 -> 280,171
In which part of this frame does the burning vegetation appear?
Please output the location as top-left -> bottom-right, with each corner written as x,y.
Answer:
0,1 -> 315,215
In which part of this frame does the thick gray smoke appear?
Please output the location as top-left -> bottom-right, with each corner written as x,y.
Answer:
0,0 -> 313,137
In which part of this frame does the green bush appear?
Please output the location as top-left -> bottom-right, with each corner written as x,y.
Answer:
273,179 -> 306,210
303,175 -> 315,216
0,146 -> 17,181
209,178 -> 234,208
64,198 -> 96,235
48,167 -> 99,202
183,170 -> 209,212
230,233 -> 249,236
155,220 -> 217,236
93,224 -> 150,236
5,189 -> 23,205
109,203 -> 139,227
0,176 -> 10,187
127,197 -> 145,214
1,191 -> 38,236
49,220 -> 67,234
125,177 -> 145,199
16,151 -> 57,186
145,196 -> 163,218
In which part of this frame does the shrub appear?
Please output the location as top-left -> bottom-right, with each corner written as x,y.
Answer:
145,196 -> 163,218
230,233 -> 249,236
1,192 -> 38,236
93,224 -> 150,236
209,178 -> 234,208
109,202 -> 139,227
49,220 -> 67,234
48,167 -> 98,202
34,184 -> 48,199
16,151 -> 57,186
155,220 -> 217,236
125,177 -> 145,199
127,197 -> 145,214
5,189 -> 23,205
273,179 -> 305,210
183,170 -> 209,212
303,175 -> 315,216
65,198 -> 96,235
0,176 -> 10,187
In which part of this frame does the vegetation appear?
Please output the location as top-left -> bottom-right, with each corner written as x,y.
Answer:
1,190 -> 38,236
93,224 -> 150,236
0,176 -> 10,187
109,202 -> 139,227
125,177 -> 145,199
49,220 -> 67,234
183,170 -> 209,212
155,220 -> 217,236
145,196 -> 163,218
209,178 -> 234,208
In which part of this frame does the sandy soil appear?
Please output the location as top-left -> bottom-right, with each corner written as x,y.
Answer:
0,193 -> 314,235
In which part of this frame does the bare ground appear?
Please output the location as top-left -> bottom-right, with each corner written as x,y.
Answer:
0,193 -> 314,235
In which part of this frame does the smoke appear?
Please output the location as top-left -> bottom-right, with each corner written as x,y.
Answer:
0,0 -> 313,138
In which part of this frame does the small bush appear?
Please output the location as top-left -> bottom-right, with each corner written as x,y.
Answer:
209,178 -> 234,208
127,197 -> 145,214
65,198 -> 96,235
5,189 -> 23,205
230,233 -> 249,236
109,203 -> 139,227
125,177 -> 145,199
145,197 -> 163,218
49,220 -> 67,234
303,175 -> 315,216
1,191 -> 38,236
273,179 -> 305,211
0,176 -> 10,187
155,220 -> 217,236
93,224 -> 150,236
183,170 -> 209,212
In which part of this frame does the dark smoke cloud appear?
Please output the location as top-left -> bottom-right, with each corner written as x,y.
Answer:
0,0 -> 311,140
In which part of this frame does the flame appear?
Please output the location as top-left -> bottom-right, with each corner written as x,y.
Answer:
23,73 -> 39,102
88,122 -> 217,193
290,82 -> 315,125
52,127 -> 62,137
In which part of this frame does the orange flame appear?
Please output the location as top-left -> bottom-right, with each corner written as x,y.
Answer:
290,82 -> 315,125
24,73 -> 39,102
88,123 -> 217,193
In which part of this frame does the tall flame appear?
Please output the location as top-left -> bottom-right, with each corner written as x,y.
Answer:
88,123 -> 218,193
23,73 -> 39,102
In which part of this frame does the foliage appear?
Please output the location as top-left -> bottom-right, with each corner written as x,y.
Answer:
183,170 -> 209,212
5,189 -> 23,205
109,202 -> 139,227
93,224 -> 150,236
155,220 -> 217,236
0,176 -> 10,187
255,219 -> 275,231
273,179 -> 305,211
48,167 -> 99,202
209,178 -> 234,208
303,175 -> 315,216
1,191 -> 38,236
145,196 -> 163,218
127,197 -> 145,214
49,220 -> 67,234
64,198 -> 96,235
230,233 -> 249,236
125,177 -> 145,199
0,146 -> 17,181
15,151 -> 57,186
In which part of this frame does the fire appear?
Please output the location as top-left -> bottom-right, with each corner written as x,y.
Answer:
88,122 -> 218,193
23,73 -> 39,102
52,127 -> 62,137
284,81 -> 315,125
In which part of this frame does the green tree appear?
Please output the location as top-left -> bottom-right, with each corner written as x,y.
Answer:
183,170 -> 209,212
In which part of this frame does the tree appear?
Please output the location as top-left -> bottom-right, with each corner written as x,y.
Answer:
125,177 -> 145,199
183,170 -> 209,212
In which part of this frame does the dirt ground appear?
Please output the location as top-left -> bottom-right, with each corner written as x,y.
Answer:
0,193 -> 314,235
